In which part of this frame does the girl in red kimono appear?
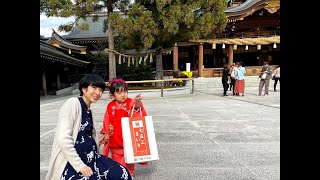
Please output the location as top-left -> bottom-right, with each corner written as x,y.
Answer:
100,78 -> 148,176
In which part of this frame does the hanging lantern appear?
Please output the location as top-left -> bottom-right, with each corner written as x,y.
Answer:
233,44 -> 237,50
52,42 -> 60,47
245,45 -> 249,50
222,43 -> 225,49
212,43 -> 216,49
68,49 -> 71,54
273,43 -> 277,48
257,45 -> 261,50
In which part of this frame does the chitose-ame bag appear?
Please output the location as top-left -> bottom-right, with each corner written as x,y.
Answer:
260,73 -> 267,79
121,107 -> 159,164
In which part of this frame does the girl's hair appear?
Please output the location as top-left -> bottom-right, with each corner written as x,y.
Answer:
108,78 -> 128,95
78,74 -> 106,96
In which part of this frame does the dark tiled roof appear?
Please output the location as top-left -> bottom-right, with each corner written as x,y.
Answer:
225,0 -> 269,17
40,40 -> 90,67
46,30 -> 95,61
62,15 -> 108,39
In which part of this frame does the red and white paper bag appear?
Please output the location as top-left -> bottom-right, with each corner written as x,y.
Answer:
121,116 -> 159,164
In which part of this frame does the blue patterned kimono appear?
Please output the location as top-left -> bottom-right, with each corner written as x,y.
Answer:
61,97 -> 132,180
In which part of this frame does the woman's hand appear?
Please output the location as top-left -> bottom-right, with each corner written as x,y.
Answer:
80,165 -> 93,177
98,134 -> 109,146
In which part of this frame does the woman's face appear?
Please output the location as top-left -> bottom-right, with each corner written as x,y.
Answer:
82,85 -> 103,104
112,89 -> 128,103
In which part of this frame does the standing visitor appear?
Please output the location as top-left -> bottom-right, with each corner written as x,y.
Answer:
229,63 -> 236,95
234,61 -> 246,96
258,61 -> 273,96
222,63 -> 231,96
273,65 -> 280,91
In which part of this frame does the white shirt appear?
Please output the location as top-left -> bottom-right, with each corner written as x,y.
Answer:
274,67 -> 280,78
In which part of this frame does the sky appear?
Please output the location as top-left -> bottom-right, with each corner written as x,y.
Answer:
40,14 -> 75,37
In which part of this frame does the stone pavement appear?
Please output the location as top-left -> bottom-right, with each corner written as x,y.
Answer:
40,86 -> 280,180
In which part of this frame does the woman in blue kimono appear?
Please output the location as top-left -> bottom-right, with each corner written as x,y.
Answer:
45,74 -> 132,180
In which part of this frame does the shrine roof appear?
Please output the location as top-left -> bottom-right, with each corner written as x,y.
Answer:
62,14 -> 108,40
40,40 -> 90,67
225,0 -> 279,19
46,30 -> 95,61
46,29 -> 89,51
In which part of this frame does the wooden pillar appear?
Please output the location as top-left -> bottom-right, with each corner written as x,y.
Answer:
198,43 -> 204,77
42,71 -> 47,96
228,44 -> 234,66
173,43 -> 178,70
56,72 -> 61,90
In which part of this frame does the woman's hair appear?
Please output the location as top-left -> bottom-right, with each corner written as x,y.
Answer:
108,78 -> 128,95
78,74 -> 106,96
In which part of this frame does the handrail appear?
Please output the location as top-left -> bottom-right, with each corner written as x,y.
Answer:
105,78 -> 194,97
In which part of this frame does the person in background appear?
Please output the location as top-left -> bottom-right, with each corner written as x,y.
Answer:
229,63 -> 236,95
234,61 -> 246,96
222,63 -> 231,96
258,61 -> 273,96
273,65 -> 280,92
100,78 -> 148,176
45,74 -> 132,180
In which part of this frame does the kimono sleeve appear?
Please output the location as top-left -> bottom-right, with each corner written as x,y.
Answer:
100,103 -> 112,135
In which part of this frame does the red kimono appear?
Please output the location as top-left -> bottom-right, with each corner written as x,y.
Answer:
100,98 -> 147,175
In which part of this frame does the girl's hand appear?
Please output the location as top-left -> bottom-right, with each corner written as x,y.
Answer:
135,94 -> 142,100
98,134 -> 110,146
134,94 -> 142,109
108,124 -> 114,135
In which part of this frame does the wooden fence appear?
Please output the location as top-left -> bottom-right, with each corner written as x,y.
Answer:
106,78 -> 194,97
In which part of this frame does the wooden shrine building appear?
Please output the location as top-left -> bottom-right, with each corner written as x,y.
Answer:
40,30 -> 94,96
59,0 -> 280,78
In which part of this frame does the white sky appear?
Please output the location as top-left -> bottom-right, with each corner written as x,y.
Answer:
40,14 -> 75,37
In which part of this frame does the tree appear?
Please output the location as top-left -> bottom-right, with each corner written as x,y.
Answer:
109,0 -> 228,80
40,0 -> 131,81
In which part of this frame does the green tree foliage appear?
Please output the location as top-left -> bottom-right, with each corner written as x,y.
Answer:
40,0 -> 227,81
91,42 -> 109,80
109,0 -> 228,80
40,0 -> 131,81
116,63 -> 155,85
89,41 -> 156,84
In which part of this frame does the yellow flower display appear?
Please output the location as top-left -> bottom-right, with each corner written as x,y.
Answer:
182,71 -> 192,78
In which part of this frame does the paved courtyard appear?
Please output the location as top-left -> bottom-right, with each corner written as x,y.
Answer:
40,86 -> 280,180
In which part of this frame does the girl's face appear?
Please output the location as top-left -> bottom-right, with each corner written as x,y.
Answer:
82,85 -> 103,105
112,89 -> 128,103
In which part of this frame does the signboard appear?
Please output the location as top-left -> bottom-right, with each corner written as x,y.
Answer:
186,63 -> 190,72
121,116 -> 159,164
